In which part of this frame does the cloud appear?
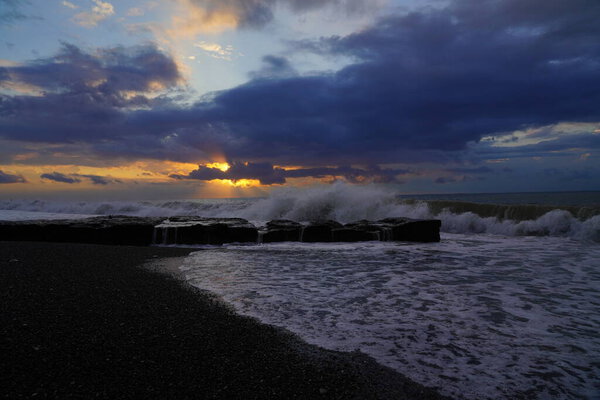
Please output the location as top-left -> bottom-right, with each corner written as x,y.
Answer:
179,0 -> 598,163
0,0 -> 36,25
194,41 -> 235,60
445,166 -> 493,174
74,0 -> 114,27
40,172 -> 121,185
61,1 -> 78,10
249,55 -> 297,80
166,0 -> 367,37
171,162 -> 409,185
1,0 -> 600,172
435,177 -> 456,185
74,174 -> 121,185
41,172 -> 81,184
0,169 -> 26,183
0,43 -> 182,143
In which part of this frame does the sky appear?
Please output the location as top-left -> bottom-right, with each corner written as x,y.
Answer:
0,0 -> 599,200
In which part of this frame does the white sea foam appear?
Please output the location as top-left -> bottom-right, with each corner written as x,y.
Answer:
181,234 -> 600,399
1,183 -> 599,241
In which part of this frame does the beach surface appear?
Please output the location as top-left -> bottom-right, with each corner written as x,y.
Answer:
0,241 -> 448,399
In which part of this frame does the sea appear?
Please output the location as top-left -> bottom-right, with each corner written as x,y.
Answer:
1,184 -> 599,400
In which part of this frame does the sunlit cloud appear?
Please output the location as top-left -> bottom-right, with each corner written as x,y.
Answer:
0,59 -> 20,67
73,0 -> 115,27
0,74 -> 44,96
162,0 -> 372,39
166,0 -> 239,38
61,1 -> 78,10
194,41 -> 235,60
171,162 -> 410,186
481,123 -> 600,148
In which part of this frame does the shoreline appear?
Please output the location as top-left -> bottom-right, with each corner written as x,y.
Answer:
1,241 -> 449,399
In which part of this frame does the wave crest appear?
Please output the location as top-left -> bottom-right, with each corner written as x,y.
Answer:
1,183 -> 598,241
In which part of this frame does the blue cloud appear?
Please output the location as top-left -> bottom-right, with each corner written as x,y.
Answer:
0,169 -> 26,183
74,174 -> 121,185
40,172 -> 120,185
0,0 -> 34,25
40,172 -> 81,184
0,43 -> 181,142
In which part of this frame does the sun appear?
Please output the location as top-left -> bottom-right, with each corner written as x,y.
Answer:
221,179 -> 260,187
205,162 -> 230,172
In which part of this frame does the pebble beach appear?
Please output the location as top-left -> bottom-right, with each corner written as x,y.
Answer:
0,241 -> 447,399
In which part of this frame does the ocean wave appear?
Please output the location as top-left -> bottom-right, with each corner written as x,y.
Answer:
1,183 -> 599,241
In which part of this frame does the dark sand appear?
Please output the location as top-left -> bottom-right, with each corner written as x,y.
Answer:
1,241 -> 449,399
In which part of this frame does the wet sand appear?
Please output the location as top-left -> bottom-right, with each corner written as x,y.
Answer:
0,241 -> 449,399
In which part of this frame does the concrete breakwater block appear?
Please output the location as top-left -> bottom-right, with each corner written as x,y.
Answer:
0,216 -> 163,246
154,217 -> 258,245
271,218 -> 441,243
0,216 -> 441,245
260,220 -> 303,243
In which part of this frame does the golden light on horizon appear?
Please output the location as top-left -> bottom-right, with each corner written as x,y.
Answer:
205,162 -> 231,172
222,179 -> 260,187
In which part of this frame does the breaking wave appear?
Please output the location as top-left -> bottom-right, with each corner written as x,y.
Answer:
1,183 -> 599,241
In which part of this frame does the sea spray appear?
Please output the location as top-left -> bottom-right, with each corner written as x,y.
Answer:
237,182 -> 425,222
1,184 -> 599,241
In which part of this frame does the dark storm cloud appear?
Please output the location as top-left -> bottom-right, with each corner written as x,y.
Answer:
74,174 -> 121,185
249,55 -> 297,80
40,172 -> 120,185
435,175 -> 484,185
0,169 -> 25,183
171,162 -> 286,185
0,43 -> 181,142
41,172 -> 81,184
435,177 -> 457,185
171,162 -> 409,185
445,166 -> 493,174
1,0 -> 599,168
157,0 -> 600,164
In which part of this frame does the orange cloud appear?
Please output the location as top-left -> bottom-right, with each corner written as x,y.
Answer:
167,0 -> 239,38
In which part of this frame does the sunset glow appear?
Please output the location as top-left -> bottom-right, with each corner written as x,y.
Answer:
0,0 -> 598,199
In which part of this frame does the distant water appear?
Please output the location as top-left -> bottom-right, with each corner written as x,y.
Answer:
1,185 -> 599,399
402,191 -> 600,207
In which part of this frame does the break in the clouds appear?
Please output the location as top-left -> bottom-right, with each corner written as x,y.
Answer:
0,169 -> 25,183
1,0 -> 599,190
